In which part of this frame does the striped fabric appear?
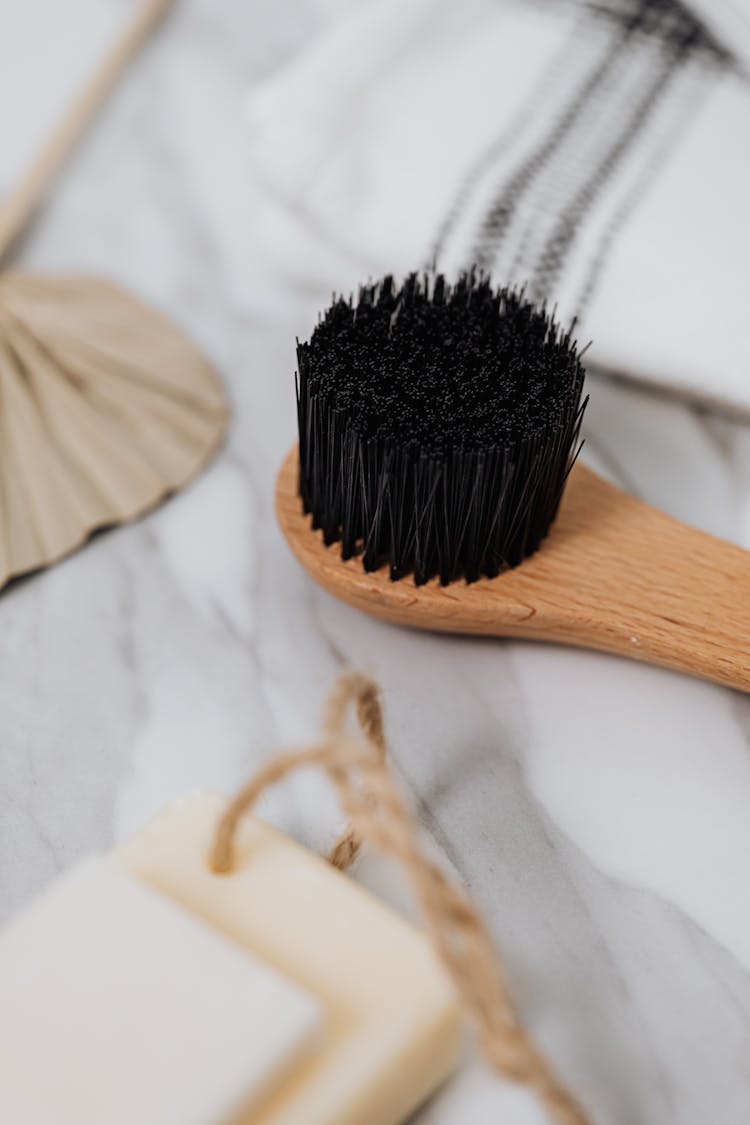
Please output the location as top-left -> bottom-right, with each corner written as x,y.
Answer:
247,0 -> 750,413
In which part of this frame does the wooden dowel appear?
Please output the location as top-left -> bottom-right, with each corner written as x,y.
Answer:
0,0 -> 174,261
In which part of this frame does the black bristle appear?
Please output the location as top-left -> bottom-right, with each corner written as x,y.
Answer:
295,271 -> 587,585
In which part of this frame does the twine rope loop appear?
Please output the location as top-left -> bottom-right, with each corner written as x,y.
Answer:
209,673 -> 590,1125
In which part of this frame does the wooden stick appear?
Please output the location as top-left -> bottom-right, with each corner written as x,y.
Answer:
0,0 -> 174,261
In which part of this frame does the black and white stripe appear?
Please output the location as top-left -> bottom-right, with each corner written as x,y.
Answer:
432,0 -> 728,319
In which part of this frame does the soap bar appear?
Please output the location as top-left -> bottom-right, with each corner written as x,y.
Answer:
0,858 -> 323,1125
116,793 -> 463,1125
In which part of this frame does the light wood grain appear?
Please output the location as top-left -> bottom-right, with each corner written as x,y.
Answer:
276,445 -> 750,693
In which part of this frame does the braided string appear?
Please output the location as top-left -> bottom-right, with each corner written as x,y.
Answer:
210,673 -> 590,1125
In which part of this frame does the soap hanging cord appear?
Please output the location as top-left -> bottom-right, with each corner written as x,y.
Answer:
211,674 -> 591,1125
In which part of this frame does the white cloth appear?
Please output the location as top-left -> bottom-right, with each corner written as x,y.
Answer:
247,0 -> 750,415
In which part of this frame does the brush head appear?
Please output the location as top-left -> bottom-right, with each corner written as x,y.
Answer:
295,272 -> 587,586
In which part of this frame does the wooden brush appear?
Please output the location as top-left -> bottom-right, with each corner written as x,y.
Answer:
276,273 -> 750,693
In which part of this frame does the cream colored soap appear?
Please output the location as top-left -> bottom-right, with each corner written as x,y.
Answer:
0,858 -> 323,1125
116,793 -> 463,1125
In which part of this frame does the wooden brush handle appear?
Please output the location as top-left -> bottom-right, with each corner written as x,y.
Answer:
510,465 -> 750,692
0,0 -> 174,260
276,447 -> 750,693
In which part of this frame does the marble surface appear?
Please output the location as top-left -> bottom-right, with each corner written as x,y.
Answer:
3,2 -> 750,1122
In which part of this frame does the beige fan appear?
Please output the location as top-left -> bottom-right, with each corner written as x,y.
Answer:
0,0 -> 228,589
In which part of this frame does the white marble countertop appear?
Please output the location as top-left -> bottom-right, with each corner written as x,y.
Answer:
3,2 -> 750,1122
